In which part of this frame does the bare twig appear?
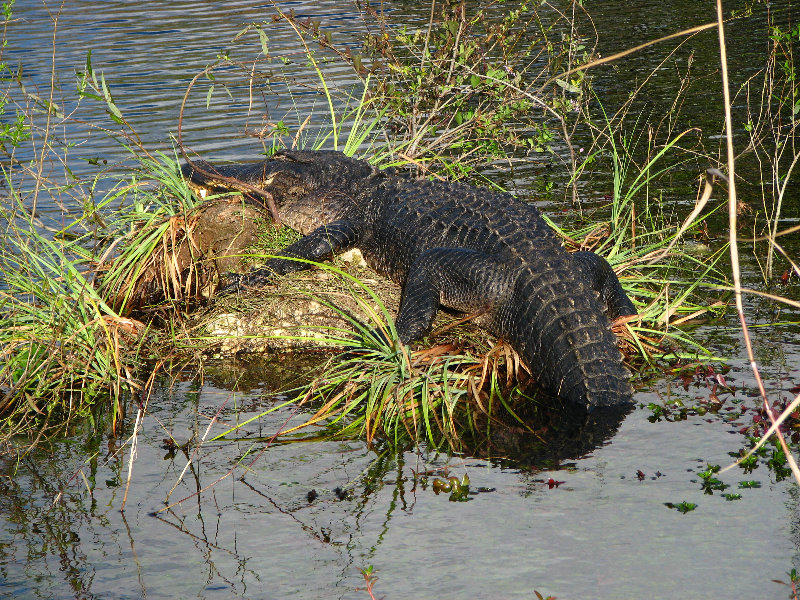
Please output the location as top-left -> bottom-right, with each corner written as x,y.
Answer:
164,395 -> 231,503
120,404 -> 143,512
715,0 -> 800,485
543,21 -> 718,91
176,64 -> 281,223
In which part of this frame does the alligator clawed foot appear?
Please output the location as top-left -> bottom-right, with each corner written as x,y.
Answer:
215,273 -> 249,296
215,271 -> 273,296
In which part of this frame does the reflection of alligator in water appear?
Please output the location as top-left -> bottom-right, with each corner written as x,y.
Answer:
473,401 -> 635,464
182,150 -> 637,411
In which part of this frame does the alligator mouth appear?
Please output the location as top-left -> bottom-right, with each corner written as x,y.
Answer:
184,176 -> 276,200
180,154 -> 317,225
182,160 -> 278,199
182,160 -> 227,198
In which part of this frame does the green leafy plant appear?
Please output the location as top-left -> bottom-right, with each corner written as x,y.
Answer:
276,0 -> 596,182
698,464 -> 729,495
665,501 -> 697,513
738,480 -> 761,489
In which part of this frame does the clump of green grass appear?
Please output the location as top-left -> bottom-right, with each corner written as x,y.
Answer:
0,132 -> 225,440
0,190 -> 143,438
292,317 -> 531,450
557,99 -> 729,361
92,149 -> 209,315
0,0 -> 732,452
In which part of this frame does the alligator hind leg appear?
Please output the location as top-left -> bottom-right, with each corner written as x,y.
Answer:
218,219 -> 361,293
394,248 -> 512,343
570,251 -> 636,320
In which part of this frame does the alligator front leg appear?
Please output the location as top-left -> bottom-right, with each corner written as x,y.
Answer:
570,251 -> 636,320
218,219 -> 362,294
394,248 -> 512,343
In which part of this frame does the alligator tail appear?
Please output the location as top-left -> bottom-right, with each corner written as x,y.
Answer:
505,271 -> 634,410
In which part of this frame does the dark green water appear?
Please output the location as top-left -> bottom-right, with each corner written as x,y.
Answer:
2,1 -> 800,599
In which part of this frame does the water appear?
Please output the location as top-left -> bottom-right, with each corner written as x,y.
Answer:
1,1 -> 800,599
2,377 -> 798,599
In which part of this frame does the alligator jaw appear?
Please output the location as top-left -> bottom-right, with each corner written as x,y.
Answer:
180,159 -> 293,223
182,161 -> 274,194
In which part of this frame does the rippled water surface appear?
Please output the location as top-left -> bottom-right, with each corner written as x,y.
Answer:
3,371 -> 800,599
2,1 -> 800,599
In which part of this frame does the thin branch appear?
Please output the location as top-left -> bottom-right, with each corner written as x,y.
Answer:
716,0 -> 800,485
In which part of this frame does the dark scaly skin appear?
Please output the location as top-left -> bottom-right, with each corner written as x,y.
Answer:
182,150 -> 637,410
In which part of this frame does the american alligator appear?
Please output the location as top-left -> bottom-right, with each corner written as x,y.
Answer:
182,150 -> 637,410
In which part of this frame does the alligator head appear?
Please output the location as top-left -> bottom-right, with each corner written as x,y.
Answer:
181,150 -> 379,225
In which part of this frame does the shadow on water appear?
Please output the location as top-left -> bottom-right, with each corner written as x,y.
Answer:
474,403 -> 636,468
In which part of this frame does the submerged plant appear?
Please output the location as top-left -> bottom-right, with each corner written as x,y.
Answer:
664,500 -> 697,513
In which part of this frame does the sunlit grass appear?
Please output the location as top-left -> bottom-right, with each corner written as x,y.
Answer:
0,190 -> 143,439
0,0 -> 740,452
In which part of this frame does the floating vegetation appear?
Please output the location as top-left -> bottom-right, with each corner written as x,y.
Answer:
664,501 -> 698,513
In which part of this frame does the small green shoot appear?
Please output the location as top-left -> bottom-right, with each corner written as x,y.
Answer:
665,501 -> 698,513
738,480 -> 761,489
